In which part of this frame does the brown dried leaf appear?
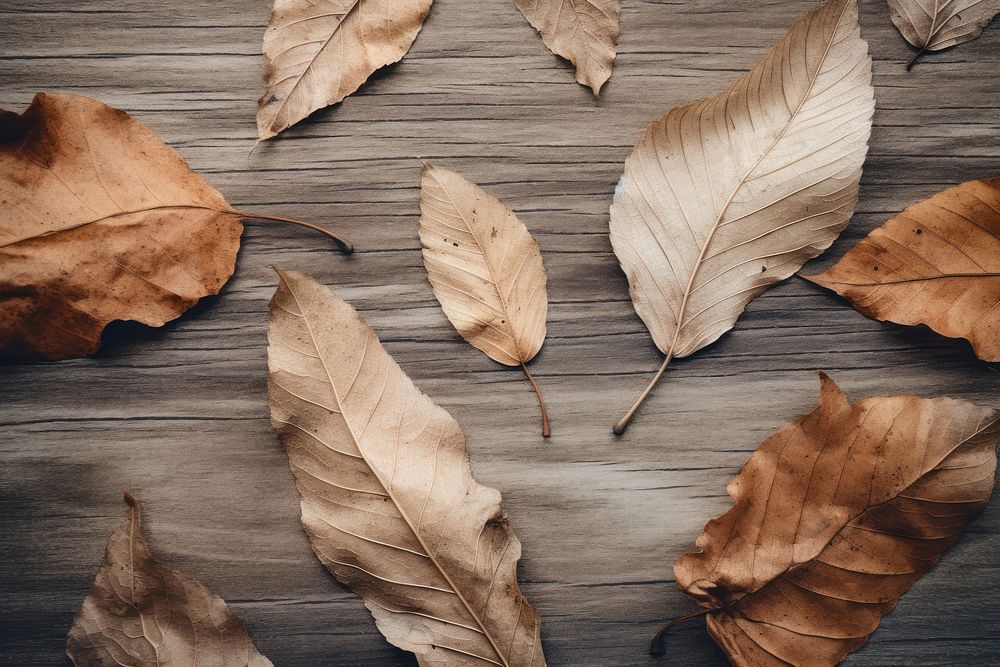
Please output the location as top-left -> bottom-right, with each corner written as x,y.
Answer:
888,0 -> 1000,69
514,0 -> 620,94
67,493 -> 272,667
0,92 -> 346,362
257,0 -> 433,140
806,178 -> 1000,361
609,0 -> 874,433
667,374 -> 1000,666
419,163 -> 550,436
267,270 -> 546,667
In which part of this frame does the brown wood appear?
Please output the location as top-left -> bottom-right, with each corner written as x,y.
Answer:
1,1 -> 998,665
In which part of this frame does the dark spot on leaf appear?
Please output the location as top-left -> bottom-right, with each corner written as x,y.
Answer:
915,228 -> 922,235
452,242 -> 458,247
873,265 -> 879,271
761,266 -> 766,273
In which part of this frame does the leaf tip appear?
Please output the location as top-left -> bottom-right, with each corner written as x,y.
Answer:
817,372 -> 848,410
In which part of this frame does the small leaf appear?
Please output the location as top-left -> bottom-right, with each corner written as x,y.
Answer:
514,0 -> 620,94
609,0 -> 874,433
67,493 -> 272,667
806,177 -> 1000,361
257,0 -> 433,140
267,269 -> 547,667
888,0 -> 1000,69
664,374 -> 1000,666
419,163 -> 551,436
0,93 -> 347,362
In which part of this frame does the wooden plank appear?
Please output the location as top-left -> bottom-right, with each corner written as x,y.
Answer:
1,0 -> 998,664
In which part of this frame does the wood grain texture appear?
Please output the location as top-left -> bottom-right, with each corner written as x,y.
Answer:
0,0 -> 998,665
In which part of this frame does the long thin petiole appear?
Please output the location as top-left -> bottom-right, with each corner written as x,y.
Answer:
227,209 -> 353,254
613,351 -> 674,435
520,362 -> 550,438
649,608 -> 710,656
905,47 -> 926,71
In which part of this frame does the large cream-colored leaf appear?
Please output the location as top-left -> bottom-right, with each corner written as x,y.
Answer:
609,0 -> 874,433
888,0 -> 1000,69
806,177 -> 1000,361
67,493 -> 272,667
514,0 -> 620,94
267,270 -> 546,667
419,163 -> 550,436
664,375 -> 1000,666
257,0 -> 433,140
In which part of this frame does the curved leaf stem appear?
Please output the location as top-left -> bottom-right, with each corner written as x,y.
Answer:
906,47 -> 926,70
613,351 -> 674,435
228,209 -> 353,253
520,362 -> 550,438
649,608 -> 710,656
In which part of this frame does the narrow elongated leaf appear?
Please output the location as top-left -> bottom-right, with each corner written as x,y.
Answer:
267,270 -> 546,667
807,177 -> 1000,361
419,163 -> 551,436
514,0 -> 620,94
67,493 -> 272,667
609,0 -> 874,433
257,0 -> 433,140
664,374 -> 1000,666
0,92 -> 347,362
888,0 -> 1000,69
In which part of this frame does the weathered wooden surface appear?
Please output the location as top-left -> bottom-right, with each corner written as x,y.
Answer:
1,0 -> 998,664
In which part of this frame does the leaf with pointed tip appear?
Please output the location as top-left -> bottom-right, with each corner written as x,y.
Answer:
888,0 -> 1000,69
67,493 -> 272,667
664,374 -> 1000,666
514,0 -> 620,94
806,177 -> 1000,361
257,0 -> 433,140
0,92 -> 347,362
609,0 -> 874,433
419,163 -> 551,437
267,270 -> 546,667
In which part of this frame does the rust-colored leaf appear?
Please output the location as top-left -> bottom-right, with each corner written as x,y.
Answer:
659,374 -> 1000,666
806,178 -> 1000,361
267,269 -> 546,667
67,493 -> 272,667
0,92 -> 347,362
419,163 -> 551,437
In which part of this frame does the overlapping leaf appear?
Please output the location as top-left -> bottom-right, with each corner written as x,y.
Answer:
807,177 -> 1000,361
514,0 -> 620,94
609,0 -> 874,432
669,374 -> 1000,666
888,0 -> 1000,69
419,163 -> 551,436
267,270 -> 546,666
257,0 -> 433,139
67,493 -> 272,667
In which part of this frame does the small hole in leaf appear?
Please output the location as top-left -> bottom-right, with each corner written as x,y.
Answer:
453,242 -> 458,247
761,266 -> 766,272
915,229 -> 922,235
873,265 -> 879,271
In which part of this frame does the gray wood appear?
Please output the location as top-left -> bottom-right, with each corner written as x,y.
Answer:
1,0 -> 998,665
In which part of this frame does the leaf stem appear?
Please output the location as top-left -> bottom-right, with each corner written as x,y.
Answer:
906,47 -> 926,71
227,209 -> 353,254
613,351 -> 674,435
649,608 -> 710,656
520,362 -> 550,438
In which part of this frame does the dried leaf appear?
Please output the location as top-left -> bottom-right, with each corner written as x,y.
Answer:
806,177 -> 1000,361
514,0 -> 620,94
419,163 -> 551,437
663,374 -> 1000,666
888,0 -> 1000,69
0,92 -> 346,362
267,270 -> 546,667
67,493 -> 272,667
609,0 -> 874,433
257,0 -> 433,140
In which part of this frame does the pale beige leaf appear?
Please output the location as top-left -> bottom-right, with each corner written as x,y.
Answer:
257,0 -> 433,140
807,177 -> 1000,361
514,0 -> 620,94
609,0 -> 874,432
889,0 -> 1000,66
418,163 -> 551,436
669,375 -> 1000,666
267,270 -> 546,667
67,493 -> 272,667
